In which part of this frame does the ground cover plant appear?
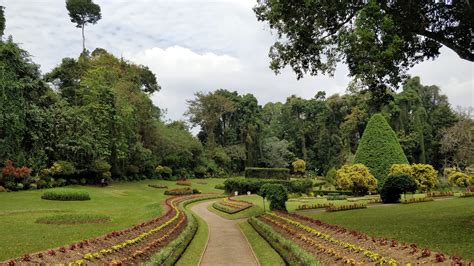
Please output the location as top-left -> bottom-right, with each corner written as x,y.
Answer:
41,189 -> 91,201
0,179 -> 225,260
212,197 -> 253,214
253,211 -> 469,264
35,214 -> 111,225
302,198 -> 474,258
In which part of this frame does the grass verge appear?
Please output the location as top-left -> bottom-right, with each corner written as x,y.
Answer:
239,220 -> 285,266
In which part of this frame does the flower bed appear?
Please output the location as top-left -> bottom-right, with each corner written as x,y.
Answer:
148,184 -> 168,189
3,194 -> 222,265
212,197 -> 253,214
296,203 -> 330,210
459,192 -> 474,198
426,191 -> 454,198
400,197 -> 434,204
164,188 -> 197,195
325,203 -> 367,212
252,211 -> 467,265
176,180 -> 191,186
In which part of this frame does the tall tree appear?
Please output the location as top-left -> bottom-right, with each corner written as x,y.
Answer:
254,0 -> 473,107
0,6 -> 5,37
65,0 -> 101,51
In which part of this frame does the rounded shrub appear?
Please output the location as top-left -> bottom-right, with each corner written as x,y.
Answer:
354,114 -> 408,183
259,183 -> 288,211
381,173 -> 417,203
448,171 -> 472,188
41,189 -> 91,201
336,164 -> 377,196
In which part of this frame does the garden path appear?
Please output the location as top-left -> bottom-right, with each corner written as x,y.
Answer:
191,201 -> 259,266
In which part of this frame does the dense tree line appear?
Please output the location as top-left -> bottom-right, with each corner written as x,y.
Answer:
187,78 -> 473,176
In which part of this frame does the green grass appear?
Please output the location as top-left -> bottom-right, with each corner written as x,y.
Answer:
35,213 -> 110,224
175,201 -> 209,266
0,178 -> 225,260
239,220 -> 285,266
302,198 -> 474,258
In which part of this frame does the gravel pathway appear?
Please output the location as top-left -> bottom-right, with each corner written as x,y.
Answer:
191,201 -> 258,266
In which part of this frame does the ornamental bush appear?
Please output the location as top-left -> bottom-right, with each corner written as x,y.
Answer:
336,164 -> 377,196
390,164 -> 413,176
245,167 -> 290,180
381,173 -> 417,203
354,114 -> 408,183
448,171 -> 472,188
411,164 -> 438,192
155,165 -> 173,178
259,183 -> 288,211
291,159 -> 306,175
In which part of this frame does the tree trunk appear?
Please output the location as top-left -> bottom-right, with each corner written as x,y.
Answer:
82,24 -> 85,52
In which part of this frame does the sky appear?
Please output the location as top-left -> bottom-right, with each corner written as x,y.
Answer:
3,0 -> 473,122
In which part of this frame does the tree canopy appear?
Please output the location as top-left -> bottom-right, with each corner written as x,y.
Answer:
254,0 -> 473,106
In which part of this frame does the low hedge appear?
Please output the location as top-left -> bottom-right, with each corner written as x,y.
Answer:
164,188 -> 200,195
224,178 -> 312,195
41,189 -> 91,201
312,189 -> 352,196
245,167 -> 290,180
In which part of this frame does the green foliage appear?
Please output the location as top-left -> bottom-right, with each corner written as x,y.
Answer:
254,0 -> 473,104
325,167 -> 337,185
259,183 -> 288,211
354,114 -> 408,183
261,137 -> 294,168
411,164 -> 438,192
245,167 -> 290,180
41,189 -> 91,201
336,164 -> 377,196
66,0 -> 102,50
291,159 -> 306,175
381,173 -> 417,203
448,171 -> 471,188
0,6 -> 5,37
224,178 -> 312,195
155,165 -> 173,178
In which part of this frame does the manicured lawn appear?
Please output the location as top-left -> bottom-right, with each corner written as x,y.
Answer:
302,198 -> 474,258
0,178 -> 225,260
239,220 -> 285,266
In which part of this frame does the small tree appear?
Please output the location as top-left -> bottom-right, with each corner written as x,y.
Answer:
0,6 -> 5,37
411,164 -> 438,192
291,159 -> 306,176
259,183 -> 288,211
381,173 -> 417,203
448,171 -> 472,190
66,0 -> 102,51
354,114 -> 408,184
336,164 -> 377,196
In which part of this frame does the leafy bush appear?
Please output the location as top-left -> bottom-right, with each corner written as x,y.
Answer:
380,173 -> 417,203
214,184 -> 225,190
194,166 -> 207,178
51,161 -> 76,176
325,203 -> 367,212
313,189 -> 352,196
354,114 -> 408,183
325,167 -> 337,185
336,164 -> 377,196
411,164 -> 438,192
41,189 -> 91,201
0,186 -> 6,192
245,167 -> 290,180
291,159 -> 306,175
164,188 -> 197,195
390,164 -> 413,176
448,171 -> 472,188
224,178 -> 312,195
259,184 -> 288,211
155,165 -> 173,178
90,159 -> 111,173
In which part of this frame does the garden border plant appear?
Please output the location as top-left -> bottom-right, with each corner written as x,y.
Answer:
41,189 -> 91,201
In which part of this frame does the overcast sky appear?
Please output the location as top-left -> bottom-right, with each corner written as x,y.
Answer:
3,0 -> 473,122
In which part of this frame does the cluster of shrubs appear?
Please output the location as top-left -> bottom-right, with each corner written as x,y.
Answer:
224,178 -> 312,195
164,188 -> 200,195
244,167 -> 290,180
41,189 -> 91,201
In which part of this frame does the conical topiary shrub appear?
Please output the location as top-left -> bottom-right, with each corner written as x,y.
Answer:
354,113 -> 408,184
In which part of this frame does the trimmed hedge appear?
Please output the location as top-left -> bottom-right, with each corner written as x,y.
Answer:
245,167 -> 290,180
312,189 -> 352,196
41,189 -> 90,201
224,178 -> 312,195
354,114 -> 408,183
